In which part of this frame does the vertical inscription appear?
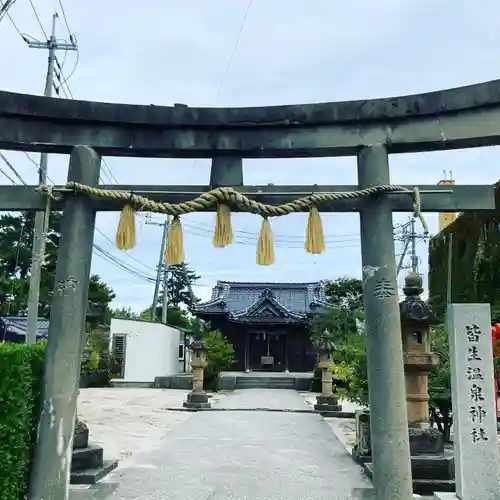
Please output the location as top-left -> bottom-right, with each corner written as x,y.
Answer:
447,304 -> 500,500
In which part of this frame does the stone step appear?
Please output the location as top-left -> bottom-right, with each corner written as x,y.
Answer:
70,459 -> 119,485
71,444 -> 104,472
235,382 -> 296,389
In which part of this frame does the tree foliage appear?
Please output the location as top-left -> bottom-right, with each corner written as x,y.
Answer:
161,263 -> 200,308
110,306 -> 140,320
428,205 -> 500,321
318,276 -> 461,439
0,212 -> 115,326
324,276 -> 363,305
203,329 -> 235,390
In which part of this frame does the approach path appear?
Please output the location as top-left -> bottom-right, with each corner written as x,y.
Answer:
70,389 -> 373,500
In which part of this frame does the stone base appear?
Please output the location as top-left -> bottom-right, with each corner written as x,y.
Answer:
183,391 -> 211,409
314,394 -> 342,415
363,461 -> 455,495
70,419 -> 118,485
409,427 -> 445,455
70,460 -> 119,485
433,493 -> 458,499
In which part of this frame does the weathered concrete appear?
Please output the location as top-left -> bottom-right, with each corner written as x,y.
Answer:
3,80 -> 500,155
358,145 -> 413,499
70,389 -> 372,499
209,157 -> 243,187
29,146 -> 101,500
0,184 -> 494,213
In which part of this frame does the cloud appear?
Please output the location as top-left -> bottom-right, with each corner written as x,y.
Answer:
1,0 -> 499,310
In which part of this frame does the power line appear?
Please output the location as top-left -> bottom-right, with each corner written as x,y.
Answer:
0,164 -> 17,184
215,0 -> 253,103
56,0 -> 72,38
192,0 -> 253,171
93,244 -> 155,282
1,0 -> 27,42
0,152 -> 27,184
27,0 -> 47,39
0,0 -> 16,24
94,227 -> 156,272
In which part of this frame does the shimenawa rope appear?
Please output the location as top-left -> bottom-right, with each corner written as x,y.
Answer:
38,183 -> 428,266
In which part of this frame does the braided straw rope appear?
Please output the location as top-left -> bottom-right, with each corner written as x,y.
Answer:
38,182 -> 429,233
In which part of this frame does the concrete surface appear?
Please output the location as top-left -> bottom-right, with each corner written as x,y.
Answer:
77,388 -> 227,466
70,389 -> 374,499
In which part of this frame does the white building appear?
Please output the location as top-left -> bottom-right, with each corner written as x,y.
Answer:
109,318 -> 193,387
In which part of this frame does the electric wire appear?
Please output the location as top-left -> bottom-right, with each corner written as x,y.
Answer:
27,0 -> 47,39
0,0 -> 26,42
56,0 -> 71,38
215,0 -> 253,103
0,152 -> 27,184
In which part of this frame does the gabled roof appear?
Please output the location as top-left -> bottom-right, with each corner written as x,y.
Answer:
192,281 -> 330,324
0,316 -> 49,339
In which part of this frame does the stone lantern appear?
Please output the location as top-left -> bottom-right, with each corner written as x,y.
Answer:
399,272 -> 454,492
183,339 -> 211,409
313,331 -> 342,415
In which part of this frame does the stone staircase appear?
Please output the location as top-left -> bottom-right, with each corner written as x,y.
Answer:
235,375 -> 297,390
70,420 -> 118,485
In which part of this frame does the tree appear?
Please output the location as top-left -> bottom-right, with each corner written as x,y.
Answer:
309,276 -> 365,395
161,263 -> 200,308
428,324 -> 453,441
109,306 -> 140,321
0,212 -> 115,326
139,304 -> 193,329
324,277 -> 363,306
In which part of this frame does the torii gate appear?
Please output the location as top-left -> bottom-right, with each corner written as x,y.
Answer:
0,81 -> 498,500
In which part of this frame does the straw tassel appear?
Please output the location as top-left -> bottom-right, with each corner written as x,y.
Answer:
115,204 -> 136,250
305,205 -> 325,254
165,216 -> 184,265
212,203 -> 233,248
256,216 -> 275,265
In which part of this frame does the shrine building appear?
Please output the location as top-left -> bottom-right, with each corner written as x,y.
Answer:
192,281 -> 330,373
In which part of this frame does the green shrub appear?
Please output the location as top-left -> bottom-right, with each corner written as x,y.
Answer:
0,342 -> 46,500
203,330 -> 234,391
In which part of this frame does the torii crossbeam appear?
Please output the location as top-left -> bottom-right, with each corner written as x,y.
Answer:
1,81 -> 498,500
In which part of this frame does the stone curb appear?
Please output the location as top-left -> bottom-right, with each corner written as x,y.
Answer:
163,407 -> 321,414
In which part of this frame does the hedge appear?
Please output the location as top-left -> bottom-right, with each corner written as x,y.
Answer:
0,342 -> 46,500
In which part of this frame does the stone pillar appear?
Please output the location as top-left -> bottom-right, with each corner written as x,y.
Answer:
313,337 -> 342,415
399,272 -> 454,493
28,146 -> 101,500
183,340 -> 211,409
357,145 -> 413,500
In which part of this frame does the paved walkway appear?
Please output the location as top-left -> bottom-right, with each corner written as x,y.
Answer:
71,389 -> 373,500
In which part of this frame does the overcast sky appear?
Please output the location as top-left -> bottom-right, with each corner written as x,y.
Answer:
1,0 -> 500,312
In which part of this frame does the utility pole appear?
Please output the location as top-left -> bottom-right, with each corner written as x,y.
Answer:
410,216 -> 418,273
395,216 -> 428,277
146,216 -> 170,322
25,13 -> 77,344
161,254 -> 169,324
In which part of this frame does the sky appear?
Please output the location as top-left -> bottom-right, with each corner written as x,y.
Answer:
1,0 -> 500,312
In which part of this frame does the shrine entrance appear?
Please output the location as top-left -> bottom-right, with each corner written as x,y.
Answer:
2,80 -> 499,500
249,331 -> 286,372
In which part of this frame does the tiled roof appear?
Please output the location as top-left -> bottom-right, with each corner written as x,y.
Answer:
0,316 -> 50,338
193,281 -> 330,322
